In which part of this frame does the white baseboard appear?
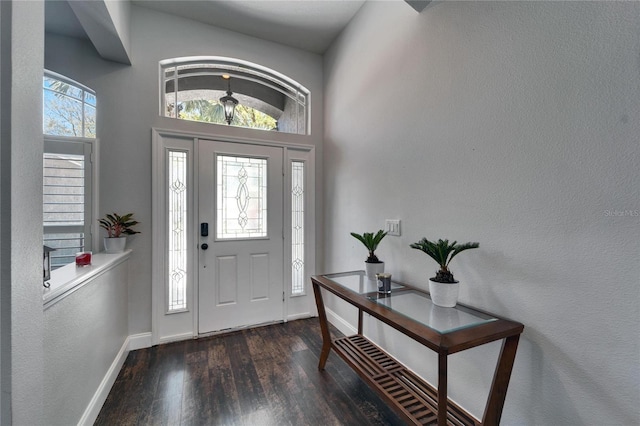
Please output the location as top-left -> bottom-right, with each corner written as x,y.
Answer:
128,332 -> 152,351
325,307 -> 357,336
77,337 -> 130,426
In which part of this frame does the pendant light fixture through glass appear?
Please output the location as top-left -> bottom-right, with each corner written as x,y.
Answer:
220,75 -> 239,125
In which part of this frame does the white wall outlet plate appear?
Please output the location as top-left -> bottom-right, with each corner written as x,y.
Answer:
385,219 -> 401,236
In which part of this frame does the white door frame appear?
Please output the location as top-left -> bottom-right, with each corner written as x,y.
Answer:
151,128 -> 316,345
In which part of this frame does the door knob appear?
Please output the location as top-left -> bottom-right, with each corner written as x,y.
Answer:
201,243 -> 209,250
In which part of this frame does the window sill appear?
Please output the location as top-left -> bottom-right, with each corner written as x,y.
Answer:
43,250 -> 132,310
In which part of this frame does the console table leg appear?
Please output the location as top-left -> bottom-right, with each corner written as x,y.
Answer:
312,282 -> 332,370
482,335 -> 520,425
437,352 -> 448,426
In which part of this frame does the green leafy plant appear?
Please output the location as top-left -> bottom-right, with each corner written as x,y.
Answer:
409,238 -> 479,283
350,230 -> 388,263
98,212 -> 141,238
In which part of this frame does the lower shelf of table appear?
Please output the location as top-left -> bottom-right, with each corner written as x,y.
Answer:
332,335 -> 480,426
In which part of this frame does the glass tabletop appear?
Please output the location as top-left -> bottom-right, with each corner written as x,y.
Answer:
322,271 -> 497,333
321,271 -> 402,293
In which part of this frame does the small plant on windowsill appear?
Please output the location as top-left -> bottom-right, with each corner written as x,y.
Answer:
98,212 -> 140,253
351,229 -> 387,280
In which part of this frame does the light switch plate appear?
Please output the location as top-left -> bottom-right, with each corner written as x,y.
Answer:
385,219 -> 401,236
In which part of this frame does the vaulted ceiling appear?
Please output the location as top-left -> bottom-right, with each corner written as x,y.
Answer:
45,0 -> 430,61
45,0 -> 368,55
132,0 -> 368,54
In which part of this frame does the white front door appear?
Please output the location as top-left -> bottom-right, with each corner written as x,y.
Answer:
198,140 -> 284,333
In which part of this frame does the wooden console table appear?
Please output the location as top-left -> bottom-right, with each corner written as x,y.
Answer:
311,271 -> 524,426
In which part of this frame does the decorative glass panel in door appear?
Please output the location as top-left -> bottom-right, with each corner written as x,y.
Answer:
216,155 -> 267,239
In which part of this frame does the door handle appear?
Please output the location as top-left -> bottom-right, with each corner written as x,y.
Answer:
201,243 -> 209,250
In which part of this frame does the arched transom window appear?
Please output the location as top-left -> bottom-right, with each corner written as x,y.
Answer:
160,57 -> 309,135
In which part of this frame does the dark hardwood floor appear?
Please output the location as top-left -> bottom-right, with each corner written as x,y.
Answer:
95,318 -> 405,426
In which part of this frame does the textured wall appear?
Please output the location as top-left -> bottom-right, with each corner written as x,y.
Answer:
1,1 -> 46,424
43,262 -> 129,426
324,1 -> 639,424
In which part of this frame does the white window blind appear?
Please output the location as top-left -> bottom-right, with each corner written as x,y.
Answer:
43,139 -> 93,269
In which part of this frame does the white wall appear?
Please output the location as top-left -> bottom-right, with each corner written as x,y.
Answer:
0,1 -> 45,424
45,4 -> 324,337
0,4 -> 9,421
324,1 -> 639,424
43,261 -> 129,426
68,0 -> 131,64
104,0 -> 131,58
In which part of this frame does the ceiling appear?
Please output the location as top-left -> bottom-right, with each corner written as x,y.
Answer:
45,0 -> 368,54
45,0 -> 89,40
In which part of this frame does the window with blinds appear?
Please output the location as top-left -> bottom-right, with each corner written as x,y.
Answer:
43,71 -> 96,269
43,140 -> 93,269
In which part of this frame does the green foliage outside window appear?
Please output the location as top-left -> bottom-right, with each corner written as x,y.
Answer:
178,100 -> 277,131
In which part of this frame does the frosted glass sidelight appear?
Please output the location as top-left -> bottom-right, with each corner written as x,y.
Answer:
291,161 -> 305,295
217,155 -> 268,239
168,151 -> 188,312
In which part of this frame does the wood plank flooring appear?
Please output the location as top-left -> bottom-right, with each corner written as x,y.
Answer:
95,318 -> 405,426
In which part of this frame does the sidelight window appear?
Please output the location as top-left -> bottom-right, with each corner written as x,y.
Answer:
167,150 -> 188,312
291,161 -> 305,295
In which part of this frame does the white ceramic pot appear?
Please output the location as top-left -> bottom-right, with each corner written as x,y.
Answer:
428,279 -> 460,308
365,261 -> 385,281
104,237 -> 127,253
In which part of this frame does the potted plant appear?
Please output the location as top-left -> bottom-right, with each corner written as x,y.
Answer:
98,212 -> 140,253
409,238 -> 479,307
351,229 -> 388,280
